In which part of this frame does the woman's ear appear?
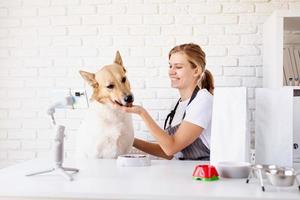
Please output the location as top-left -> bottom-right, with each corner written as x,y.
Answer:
193,67 -> 202,77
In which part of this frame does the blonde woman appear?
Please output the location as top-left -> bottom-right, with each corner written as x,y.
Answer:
112,43 -> 214,160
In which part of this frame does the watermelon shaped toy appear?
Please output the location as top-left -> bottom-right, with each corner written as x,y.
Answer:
192,164 -> 219,181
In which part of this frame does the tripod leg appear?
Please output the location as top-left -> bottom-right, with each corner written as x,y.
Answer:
57,167 -> 74,181
295,175 -> 300,191
62,167 -> 79,173
258,169 -> 265,192
26,168 -> 55,177
246,168 -> 252,183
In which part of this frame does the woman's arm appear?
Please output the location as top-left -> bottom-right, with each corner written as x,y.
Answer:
133,138 -> 173,160
139,108 -> 204,156
112,104 -> 204,156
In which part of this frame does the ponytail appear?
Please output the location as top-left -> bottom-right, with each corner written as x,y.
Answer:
198,69 -> 214,95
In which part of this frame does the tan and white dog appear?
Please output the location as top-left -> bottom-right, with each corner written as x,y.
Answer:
76,51 -> 134,159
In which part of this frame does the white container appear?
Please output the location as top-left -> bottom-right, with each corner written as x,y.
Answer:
210,87 -> 250,165
216,161 -> 251,179
117,154 -> 151,167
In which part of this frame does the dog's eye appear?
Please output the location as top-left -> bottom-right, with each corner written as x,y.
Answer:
121,77 -> 126,83
106,84 -> 114,89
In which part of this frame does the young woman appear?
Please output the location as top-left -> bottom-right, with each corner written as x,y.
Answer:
112,43 -> 214,160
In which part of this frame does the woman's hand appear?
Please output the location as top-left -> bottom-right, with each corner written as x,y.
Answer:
111,101 -> 144,115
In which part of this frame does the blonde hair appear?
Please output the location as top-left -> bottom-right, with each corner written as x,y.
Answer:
168,43 -> 214,94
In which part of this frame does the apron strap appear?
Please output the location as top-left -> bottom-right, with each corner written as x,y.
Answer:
182,86 -> 199,120
163,99 -> 180,130
164,86 -> 199,130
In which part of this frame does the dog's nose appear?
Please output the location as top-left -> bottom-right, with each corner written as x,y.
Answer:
124,94 -> 134,103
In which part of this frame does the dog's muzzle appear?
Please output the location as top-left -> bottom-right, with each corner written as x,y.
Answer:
115,94 -> 134,107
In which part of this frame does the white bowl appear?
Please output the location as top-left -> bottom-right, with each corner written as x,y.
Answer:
117,154 -> 151,167
216,161 -> 251,178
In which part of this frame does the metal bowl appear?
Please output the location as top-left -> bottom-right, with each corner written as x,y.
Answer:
265,168 -> 299,187
253,164 -> 277,170
252,164 -> 278,178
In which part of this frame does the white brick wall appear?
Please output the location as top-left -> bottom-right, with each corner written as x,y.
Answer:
0,0 -> 296,167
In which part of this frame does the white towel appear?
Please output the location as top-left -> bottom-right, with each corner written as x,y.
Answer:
210,87 -> 250,165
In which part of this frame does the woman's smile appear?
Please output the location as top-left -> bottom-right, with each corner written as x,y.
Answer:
170,77 -> 179,81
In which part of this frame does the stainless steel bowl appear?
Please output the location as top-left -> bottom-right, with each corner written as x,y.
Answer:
253,164 -> 277,170
251,164 -> 278,179
265,168 -> 299,187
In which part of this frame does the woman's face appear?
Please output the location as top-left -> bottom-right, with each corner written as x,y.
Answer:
168,52 -> 200,89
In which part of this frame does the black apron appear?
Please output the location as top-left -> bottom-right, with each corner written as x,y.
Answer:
164,86 -> 210,161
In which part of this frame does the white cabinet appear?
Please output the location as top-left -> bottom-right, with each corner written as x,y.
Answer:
293,91 -> 300,162
255,88 -> 300,167
256,10 -> 300,167
263,10 -> 300,88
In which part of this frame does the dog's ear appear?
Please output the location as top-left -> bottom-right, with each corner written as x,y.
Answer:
114,51 -> 126,72
114,51 -> 123,66
79,70 -> 99,88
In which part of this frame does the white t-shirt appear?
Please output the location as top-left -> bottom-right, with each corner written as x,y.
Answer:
171,89 -> 213,149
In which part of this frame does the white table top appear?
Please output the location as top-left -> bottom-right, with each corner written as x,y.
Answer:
0,159 -> 299,200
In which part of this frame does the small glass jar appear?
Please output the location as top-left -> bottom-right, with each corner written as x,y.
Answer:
288,77 -> 294,86
295,77 -> 299,86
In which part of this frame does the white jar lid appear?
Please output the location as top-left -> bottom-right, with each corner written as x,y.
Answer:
117,154 -> 151,167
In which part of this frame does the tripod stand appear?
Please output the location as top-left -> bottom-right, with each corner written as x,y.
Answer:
26,95 -> 79,181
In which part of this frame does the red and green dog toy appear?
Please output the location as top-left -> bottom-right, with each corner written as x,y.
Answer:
192,164 -> 219,181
